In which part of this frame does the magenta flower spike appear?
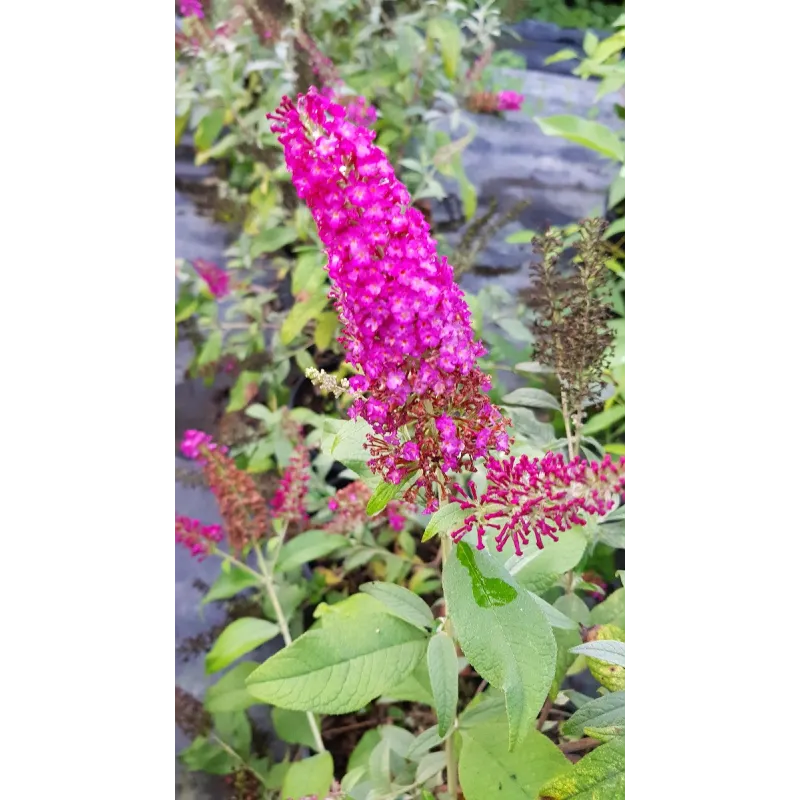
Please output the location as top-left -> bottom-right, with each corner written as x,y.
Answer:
267,89 -> 509,508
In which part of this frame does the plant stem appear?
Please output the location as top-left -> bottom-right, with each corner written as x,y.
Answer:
560,388 -> 576,460
441,535 -> 459,799
208,542 -> 326,753
558,736 -> 602,753
211,734 -> 270,788
253,535 -> 326,754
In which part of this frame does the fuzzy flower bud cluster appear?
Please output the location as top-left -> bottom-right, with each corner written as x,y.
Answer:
496,90 -> 524,111
451,453 -> 625,555
271,446 -> 311,526
305,367 -> 353,398
192,259 -> 230,299
175,515 -> 223,559
180,430 -> 268,550
179,0 -> 204,19
268,89 -> 509,509
324,481 -> 406,534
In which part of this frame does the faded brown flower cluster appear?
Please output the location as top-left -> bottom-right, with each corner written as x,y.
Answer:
528,219 -> 615,439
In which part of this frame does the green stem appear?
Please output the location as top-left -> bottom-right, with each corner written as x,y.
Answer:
209,536 -> 326,754
441,535 -> 459,799
211,735 -> 269,788
254,533 -> 326,755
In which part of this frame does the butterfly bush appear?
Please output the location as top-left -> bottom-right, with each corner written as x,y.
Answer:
192,258 -> 230,299
271,446 -> 311,526
324,481 -> 406,534
180,430 -> 268,551
175,515 -> 223,559
496,90 -> 524,111
179,0 -> 204,19
451,453 -> 625,555
268,89 -> 509,510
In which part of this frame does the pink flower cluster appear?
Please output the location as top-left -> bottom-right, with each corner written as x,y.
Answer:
176,515 -> 223,559
451,453 -> 625,555
496,91 -> 524,112
180,429 -> 226,461
267,89 -> 508,508
271,446 -> 310,526
324,481 -> 406,534
179,0 -> 204,19
192,259 -> 230,299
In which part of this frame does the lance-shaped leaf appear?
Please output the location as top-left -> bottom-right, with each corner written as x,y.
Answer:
537,737 -> 625,799
246,595 -> 427,713
443,542 -> 556,749
427,633 -> 459,736
460,721 -> 571,800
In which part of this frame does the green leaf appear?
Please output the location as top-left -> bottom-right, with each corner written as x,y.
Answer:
281,752 -> 333,800
227,370 -> 261,412
275,530 -> 349,573
280,288 -> 330,345
549,625 -> 582,702
348,728 -> 382,772
416,752 -> 448,785
617,570 -> 625,587
563,691 -> 625,738
581,405 -> 625,435
180,736 -> 234,775
292,250 -> 326,294
502,387 -> 562,412
505,229 -> 536,244
443,542 -> 556,749
196,133 -> 238,165
175,292 -> 199,324
194,108 -> 225,151
583,31 -> 599,56
246,595 -> 428,713
427,633 -> 459,736
250,227 -> 299,258
206,618 -> 281,674
570,640 -> 625,667
359,581 -> 434,631
197,330 -> 222,367
603,218 -> 625,239
427,18 -> 462,80
460,722 -> 571,800
592,29 -> 626,63
272,707 -> 321,751
534,116 -> 624,163
537,737 -> 624,799
202,564 -> 261,604
314,310 -> 338,352
589,588 -> 625,628
503,406 -> 556,448
555,593 -> 591,626
213,710 -> 251,758
509,529 -> 587,594
545,48 -> 578,65
380,656 -> 434,705
205,662 -> 260,712
322,417 -> 373,477
597,520 -> 624,549
407,726 -> 447,761
530,593 -> 579,630
176,112 -> 190,146
607,170 -> 625,209
422,502 -> 471,543
366,480 -> 403,516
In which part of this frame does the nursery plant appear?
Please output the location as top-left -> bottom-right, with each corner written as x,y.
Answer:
176,83 -> 626,800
